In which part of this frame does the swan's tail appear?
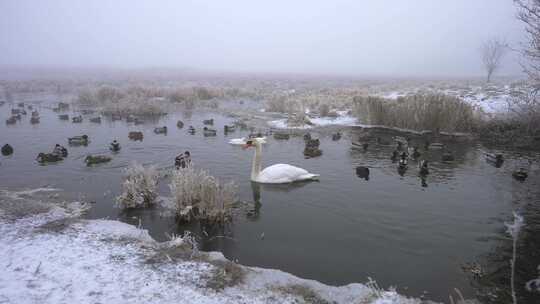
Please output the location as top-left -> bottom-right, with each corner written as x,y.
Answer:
300,173 -> 320,181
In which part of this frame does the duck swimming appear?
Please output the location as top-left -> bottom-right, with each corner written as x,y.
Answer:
37,153 -> 63,163
89,117 -> 101,123
110,140 -> 121,152
332,132 -> 342,141
188,126 -> 196,134
512,168 -> 528,181
1,144 -> 13,156
59,114 -> 69,120
154,126 -> 167,134
442,151 -> 455,162
30,116 -> 40,124
5,116 -> 17,125
68,135 -> 89,146
203,118 -> 214,125
224,125 -> 236,133
203,127 -> 217,136
85,155 -> 112,166
177,120 -> 184,128
355,166 -> 370,180
52,144 -> 68,157
128,131 -> 143,141
72,115 -> 83,123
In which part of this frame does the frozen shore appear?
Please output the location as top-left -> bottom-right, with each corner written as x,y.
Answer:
0,188 -> 426,304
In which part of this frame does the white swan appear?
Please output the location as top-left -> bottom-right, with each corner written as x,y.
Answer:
229,137 -> 267,145
244,138 -> 319,183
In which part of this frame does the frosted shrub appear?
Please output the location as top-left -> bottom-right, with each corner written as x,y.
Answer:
116,162 -> 159,209
170,167 -> 237,225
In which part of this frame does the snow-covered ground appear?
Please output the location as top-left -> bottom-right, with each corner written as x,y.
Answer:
0,188 -> 426,304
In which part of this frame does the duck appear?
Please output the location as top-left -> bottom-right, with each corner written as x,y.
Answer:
31,111 -> 39,117
58,114 -> 69,120
512,168 -> 528,181
398,152 -> 408,169
304,146 -> 322,158
6,116 -> 17,125
419,160 -> 429,175
17,102 -> 25,108
154,126 -> 167,134
203,126 -> 217,136
303,133 -> 312,141
332,132 -> 342,141
110,140 -> 121,152
273,132 -> 290,140
128,131 -> 143,141
188,126 -> 196,134
243,138 -> 319,183
485,153 -> 504,167
442,151 -> 455,162
30,116 -> 40,124
36,153 -> 63,163
89,117 -> 101,123
58,102 -> 69,110
203,118 -> 214,125
11,108 -> 21,115
134,118 -> 144,125
177,120 -> 184,128
224,125 -> 236,133
81,109 -> 94,115
1,144 -> 13,156
52,144 -> 68,157
355,166 -> 370,180
72,115 -> 83,123
85,155 -> 112,166
68,135 -> 89,146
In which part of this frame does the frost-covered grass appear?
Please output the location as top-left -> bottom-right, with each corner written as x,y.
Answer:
0,189 -> 424,304
116,162 -> 159,209
170,167 -> 237,224
352,94 -> 478,133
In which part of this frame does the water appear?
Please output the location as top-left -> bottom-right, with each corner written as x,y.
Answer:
1,97 -> 539,303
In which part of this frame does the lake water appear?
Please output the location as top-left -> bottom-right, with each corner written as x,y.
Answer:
1,96 -> 539,303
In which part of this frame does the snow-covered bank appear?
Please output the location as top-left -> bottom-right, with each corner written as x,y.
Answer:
0,188 -> 427,304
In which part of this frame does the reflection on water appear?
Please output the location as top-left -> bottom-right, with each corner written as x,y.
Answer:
1,97 -> 539,303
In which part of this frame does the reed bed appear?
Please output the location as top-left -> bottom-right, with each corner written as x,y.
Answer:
116,162 -> 159,209
352,94 -> 478,133
170,167 -> 237,225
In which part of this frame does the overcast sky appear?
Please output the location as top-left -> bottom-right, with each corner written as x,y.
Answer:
0,0 -> 525,77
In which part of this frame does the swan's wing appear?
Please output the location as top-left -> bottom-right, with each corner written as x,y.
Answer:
228,138 -> 246,145
258,164 -> 317,183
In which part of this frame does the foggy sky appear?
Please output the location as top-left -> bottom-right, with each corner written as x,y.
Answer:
0,0 -> 525,77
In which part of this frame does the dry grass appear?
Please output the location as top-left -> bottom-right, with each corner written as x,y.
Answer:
170,167 -> 237,225
116,162 -> 159,209
274,284 -> 330,304
205,260 -> 245,291
352,94 -> 478,133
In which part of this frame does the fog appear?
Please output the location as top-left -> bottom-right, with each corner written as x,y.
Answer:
0,0 -> 525,77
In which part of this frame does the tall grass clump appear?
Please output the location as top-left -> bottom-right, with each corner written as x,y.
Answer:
170,167 -> 236,225
505,211 -> 524,304
353,94 -> 478,133
116,162 -> 159,209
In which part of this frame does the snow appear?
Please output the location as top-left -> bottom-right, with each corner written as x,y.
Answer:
268,113 -> 358,129
0,188 -> 427,304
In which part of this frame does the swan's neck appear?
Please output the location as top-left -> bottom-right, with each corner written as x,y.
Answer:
251,143 -> 262,181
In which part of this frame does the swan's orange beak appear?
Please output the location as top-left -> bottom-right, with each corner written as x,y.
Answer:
242,140 -> 253,150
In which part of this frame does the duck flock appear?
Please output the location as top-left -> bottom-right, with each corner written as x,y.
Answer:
1,101 -> 530,183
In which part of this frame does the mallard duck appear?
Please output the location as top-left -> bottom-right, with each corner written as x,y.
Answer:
1,144 -> 13,156
109,140 -> 121,152
11,108 -> 21,115
17,102 -> 25,108
303,133 -> 312,141
273,132 -> 290,140
85,155 -> 111,166
332,132 -> 342,141
154,126 -> 167,134
305,138 -> 320,148
128,131 -> 143,141
58,102 -> 69,110
6,116 -> 17,125
224,125 -> 236,133
419,160 -> 429,175
37,152 -> 63,163
203,126 -> 217,136
30,116 -> 40,124
203,118 -> 214,125
89,117 -> 101,123
52,144 -> 68,157
486,153 -> 504,167
355,166 -> 370,180
72,115 -> 83,123
31,111 -> 39,117
304,146 -> 322,158
68,135 -> 89,145
59,114 -> 69,120
512,168 -> 528,181
177,120 -> 184,128
188,126 -> 196,134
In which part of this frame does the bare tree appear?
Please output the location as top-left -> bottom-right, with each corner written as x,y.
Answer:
481,38 -> 507,83
515,0 -> 540,88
